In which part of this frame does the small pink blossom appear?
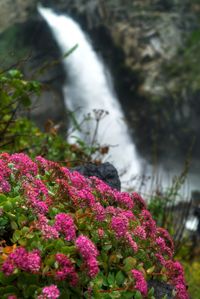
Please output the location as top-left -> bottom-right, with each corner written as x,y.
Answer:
2,247 -> 41,275
114,191 -> 134,209
54,213 -> 76,241
10,153 -> 38,176
76,235 -> 98,259
111,215 -> 129,238
140,209 -> 156,237
132,192 -> 147,209
125,232 -> 138,252
55,253 -> 78,286
133,226 -> 147,240
76,235 -> 99,278
38,285 -> 60,299
156,237 -> 173,258
98,228 -> 104,238
132,269 -> 147,296
37,214 -> 59,240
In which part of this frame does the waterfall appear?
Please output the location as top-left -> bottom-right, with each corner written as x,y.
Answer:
38,6 -> 141,186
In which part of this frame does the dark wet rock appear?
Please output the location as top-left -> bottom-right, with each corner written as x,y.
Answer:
73,162 -> 121,191
148,280 -> 174,299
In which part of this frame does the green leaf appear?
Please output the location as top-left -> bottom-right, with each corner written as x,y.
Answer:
148,287 -> 154,297
23,284 -> 38,298
107,272 -> 115,286
0,285 -> 18,295
123,257 -> 137,272
115,271 -> 125,286
10,221 -> 18,230
134,291 -> 143,299
8,69 -> 22,78
0,272 -> 17,285
103,244 -> 112,251
3,201 -> 13,212
61,246 -> 76,255
12,230 -> 22,242
0,194 -> 7,203
121,291 -> 135,299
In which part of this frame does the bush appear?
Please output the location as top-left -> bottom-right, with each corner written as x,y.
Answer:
0,152 -> 189,298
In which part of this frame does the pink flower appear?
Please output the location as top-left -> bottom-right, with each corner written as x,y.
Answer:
93,202 -> 105,221
38,285 -> 60,299
156,237 -> 173,258
114,191 -> 134,209
55,254 -> 78,286
76,188 -> 96,207
10,153 -> 38,176
98,228 -> 104,238
37,214 -> 59,240
69,171 -> 88,189
23,180 -> 49,215
54,213 -> 76,241
0,159 -> 11,193
87,256 -> 99,278
133,226 -> 147,240
2,247 -> 41,275
76,236 -> 98,259
132,192 -> 147,209
155,253 -> 166,266
76,235 -> 99,278
2,260 -> 15,275
157,227 -> 174,253
131,269 -> 147,296
111,215 -> 129,238
165,261 -> 189,299
140,209 -> 156,237
0,176 -> 11,193
125,232 -> 138,252
8,296 -> 17,299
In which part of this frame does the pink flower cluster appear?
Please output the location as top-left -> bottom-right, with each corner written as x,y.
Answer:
55,253 -> 78,286
131,269 -> 147,296
76,235 -> 99,277
125,232 -> 138,252
2,247 -> 41,275
165,261 -> 189,299
0,158 -> 11,193
140,209 -> 157,238
133,226 -> 147,240
111,214 -> 129,238
0,153 -> 189,298
54,213 -> 76,241
23,176 -> 50,215
9,153 -> 38,176
37,285 -> 60,299
37,214 -> 59,240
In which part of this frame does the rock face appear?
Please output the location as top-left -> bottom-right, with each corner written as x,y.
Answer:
1,0 -> 200,163
0,0 -> 34,33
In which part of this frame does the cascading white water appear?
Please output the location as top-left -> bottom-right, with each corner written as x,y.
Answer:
38,6 -> 142,186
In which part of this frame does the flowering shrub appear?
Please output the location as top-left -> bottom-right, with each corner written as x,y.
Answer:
0,153 -> 189,298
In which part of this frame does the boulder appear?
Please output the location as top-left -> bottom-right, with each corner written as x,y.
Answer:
73,162 -> 121,191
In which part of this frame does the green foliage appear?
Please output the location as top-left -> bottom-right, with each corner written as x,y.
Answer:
0,69 -> 102,165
